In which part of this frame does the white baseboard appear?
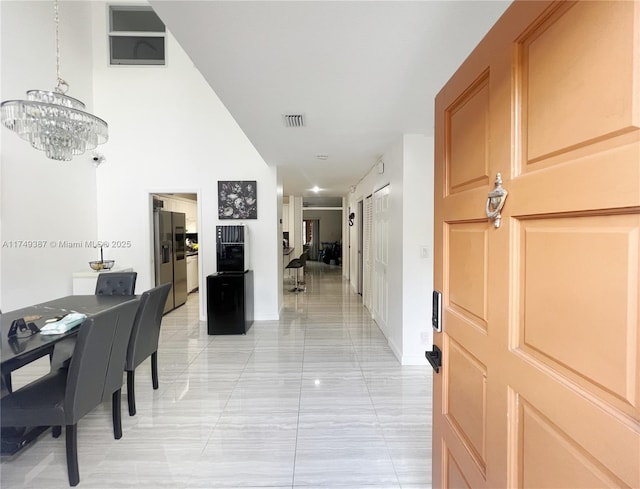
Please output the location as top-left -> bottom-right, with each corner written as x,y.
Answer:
401,353 -> 429,366
254,314 -> 280,321
388,338 -> 429,366
388,337 -> 402,363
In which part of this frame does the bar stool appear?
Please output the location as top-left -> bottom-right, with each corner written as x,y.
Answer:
285,252 -> 308,292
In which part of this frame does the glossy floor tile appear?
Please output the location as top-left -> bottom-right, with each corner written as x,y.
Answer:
1,261 -> 432,488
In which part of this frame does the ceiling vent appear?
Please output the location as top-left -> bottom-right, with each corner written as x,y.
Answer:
282,113 -> 305,128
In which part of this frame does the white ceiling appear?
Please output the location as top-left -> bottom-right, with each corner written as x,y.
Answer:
149,0 -> 511,198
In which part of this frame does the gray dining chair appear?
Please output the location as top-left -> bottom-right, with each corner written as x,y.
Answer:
0,300 -> 138,487
125,282 -> 172,416
100,299 -> 140,438
50,272 -> 138,370
0,308 -> 11,395
95,272 -> 137,295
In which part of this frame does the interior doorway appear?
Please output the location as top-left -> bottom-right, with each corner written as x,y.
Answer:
302,198 -> 344,267
150,192 -> 200,314
303,219 -> 319,260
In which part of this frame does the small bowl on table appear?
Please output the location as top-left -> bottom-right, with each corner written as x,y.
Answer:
89,260 -> 115,271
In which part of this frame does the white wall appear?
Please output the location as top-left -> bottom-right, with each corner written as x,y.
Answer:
276,175 -> 284,315
402,134 -> 434,364
90,2 -> 279,321
1,1 -> 99,310
381,143 -> 404,360
290,195 -> 303,259
348,142 -> 403,360
348,135 -> 432,365
342,197 -> 349,280
282,203 -> 289,232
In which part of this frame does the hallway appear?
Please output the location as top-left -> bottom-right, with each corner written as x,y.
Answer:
1,262 -> 432,488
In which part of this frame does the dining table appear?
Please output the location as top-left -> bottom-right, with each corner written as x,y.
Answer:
0,294 -> 139,455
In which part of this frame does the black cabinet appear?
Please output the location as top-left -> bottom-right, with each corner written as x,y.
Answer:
206,271 -> 253,334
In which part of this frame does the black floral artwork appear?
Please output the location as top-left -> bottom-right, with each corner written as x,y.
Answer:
218,181 -> 257,219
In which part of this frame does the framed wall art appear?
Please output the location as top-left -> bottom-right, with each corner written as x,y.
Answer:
218,180 -> 258,219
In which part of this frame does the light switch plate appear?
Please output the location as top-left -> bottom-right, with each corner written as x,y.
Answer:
420,246 -> 429,258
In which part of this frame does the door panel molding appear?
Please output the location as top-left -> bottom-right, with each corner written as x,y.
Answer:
516,397 -> 627,488
433,1 -> 640,487
444,338 -> 488,473
446,70 -> 491,195
515,214 -> 639,408
516,1 -> 640,165
447,223 -> 489,328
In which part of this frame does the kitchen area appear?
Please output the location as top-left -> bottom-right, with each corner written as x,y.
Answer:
152,193 -> 199,312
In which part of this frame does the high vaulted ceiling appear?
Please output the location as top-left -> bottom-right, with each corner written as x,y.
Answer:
149,1 -> 511,198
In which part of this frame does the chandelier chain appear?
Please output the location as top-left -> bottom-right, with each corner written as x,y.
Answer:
54,0 -> 68,94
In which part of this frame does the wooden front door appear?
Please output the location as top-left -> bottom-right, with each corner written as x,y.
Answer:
432,1 -> 640,487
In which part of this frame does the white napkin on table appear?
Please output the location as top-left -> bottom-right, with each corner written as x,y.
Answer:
39,313 -> 87,335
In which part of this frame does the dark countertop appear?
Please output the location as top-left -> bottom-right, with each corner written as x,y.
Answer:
186,251 -> 199,257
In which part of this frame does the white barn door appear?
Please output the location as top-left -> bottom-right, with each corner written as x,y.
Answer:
372,185 -> 389,337
362,194 -> 373,312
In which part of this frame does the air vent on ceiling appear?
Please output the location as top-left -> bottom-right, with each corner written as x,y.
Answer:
282,113 -> 305,128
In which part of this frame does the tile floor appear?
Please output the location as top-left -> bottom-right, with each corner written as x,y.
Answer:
1,261 -> 432,488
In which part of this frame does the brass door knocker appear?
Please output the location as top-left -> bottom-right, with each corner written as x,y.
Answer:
486,173 -> 508,228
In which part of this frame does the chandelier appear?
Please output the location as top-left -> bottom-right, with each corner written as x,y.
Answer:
0,0 -> 108,161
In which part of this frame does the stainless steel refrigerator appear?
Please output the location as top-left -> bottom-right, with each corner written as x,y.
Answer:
154,210 -> 188,313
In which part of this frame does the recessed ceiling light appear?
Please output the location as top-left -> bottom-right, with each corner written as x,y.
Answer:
312,186 -> 320,193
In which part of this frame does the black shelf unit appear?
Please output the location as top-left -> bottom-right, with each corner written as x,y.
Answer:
206,271 -> 253,335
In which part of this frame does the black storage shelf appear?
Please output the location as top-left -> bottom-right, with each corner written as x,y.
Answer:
206,271 -> 253,335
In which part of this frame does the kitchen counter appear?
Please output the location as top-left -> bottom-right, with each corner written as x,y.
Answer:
187,254 -> 199,292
